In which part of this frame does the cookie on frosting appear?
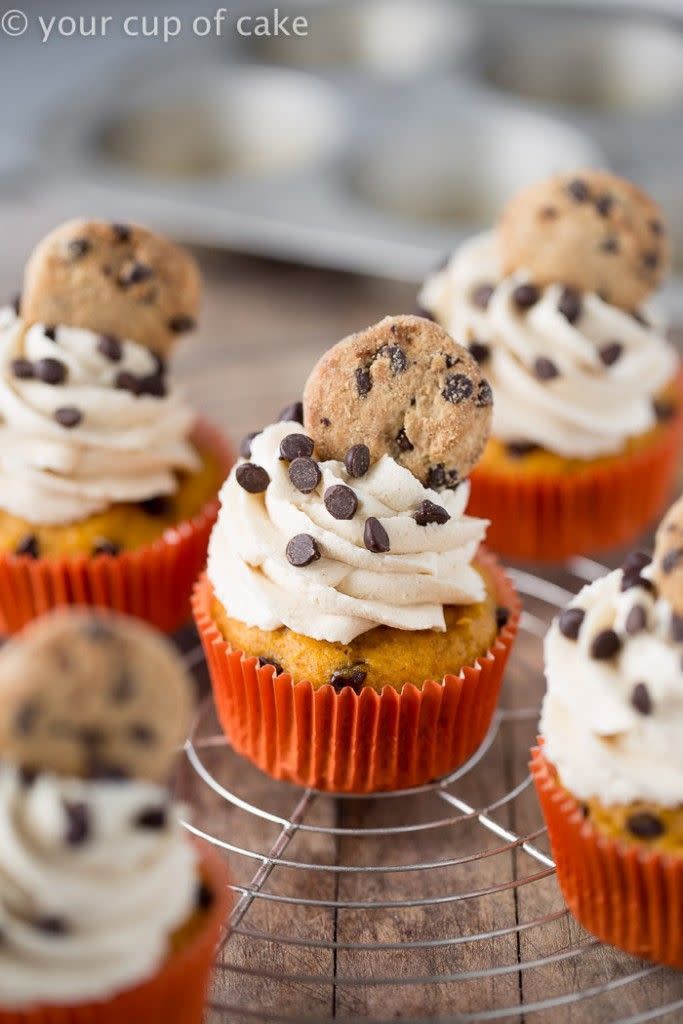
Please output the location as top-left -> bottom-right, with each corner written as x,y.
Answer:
0,610 -> 193,782
499,170 -> 670,310
303,315 -> 493,488
22,219 -> 201,355
652,495 -> 683,615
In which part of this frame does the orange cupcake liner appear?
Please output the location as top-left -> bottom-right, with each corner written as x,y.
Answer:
0,419 -> 233,636
193,548 -> 520,794
0,840 -> 233,1024
531,744 -> 683,969
467,395 -> 683,562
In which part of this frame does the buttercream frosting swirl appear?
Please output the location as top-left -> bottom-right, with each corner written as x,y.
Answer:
541,567 -> 683,807
208,421 -> 488,644
0,766 -> 198,1007
0,309 -> 199,525
419,232 -> 678,459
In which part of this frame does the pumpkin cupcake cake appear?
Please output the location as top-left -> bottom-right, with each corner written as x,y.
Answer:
532,494 -> 683,967
0,219 -> 232,633
0,608 -> 231,1023
193,315 -> 520,793
419,170 -> 683,560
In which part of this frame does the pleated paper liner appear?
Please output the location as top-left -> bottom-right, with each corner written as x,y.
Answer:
531,745 -> 683,969
0,419 -> 234,636
467,394 -> 683,562
0,841 -> 232,1024
193,548 -> 520,794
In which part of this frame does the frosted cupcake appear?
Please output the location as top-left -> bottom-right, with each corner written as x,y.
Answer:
194,315 -> 519,793
532,494 -> 683,966
0,609 -> 231,1022
419,170 -> 682,560
0,220 -> 232,633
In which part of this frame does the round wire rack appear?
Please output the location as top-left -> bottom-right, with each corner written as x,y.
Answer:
177,557 -> 683,1024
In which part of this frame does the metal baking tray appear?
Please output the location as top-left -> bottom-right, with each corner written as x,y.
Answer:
39,1 -> 682,293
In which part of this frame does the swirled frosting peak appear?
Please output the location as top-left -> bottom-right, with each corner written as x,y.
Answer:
0,766 -> 198,1007
419,232 -> 678,459
0,309 -> 199,525
208,421 -> 489,644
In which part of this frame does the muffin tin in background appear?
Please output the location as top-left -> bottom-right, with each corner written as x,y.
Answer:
41,1 -> 682,296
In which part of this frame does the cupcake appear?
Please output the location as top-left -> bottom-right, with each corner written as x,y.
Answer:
532,495 -> 683,967
0,220 -> 232,634
419,170 -> 682,560
0,609 -> 231,1022
194,315 -> 520,793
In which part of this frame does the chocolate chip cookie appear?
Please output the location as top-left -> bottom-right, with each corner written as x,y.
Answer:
0,610 -> 193,782
499,170 -> 670,310
22,219 -> 201,355
653,495 -> 683,615
303,315 -> 493,487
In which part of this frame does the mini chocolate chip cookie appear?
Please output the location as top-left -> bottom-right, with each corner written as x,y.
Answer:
303,315 -> 492,487
22,219 -> 201,356
652,495 -> 683,615
0,610 -> 193,783
499,170 -> 670,310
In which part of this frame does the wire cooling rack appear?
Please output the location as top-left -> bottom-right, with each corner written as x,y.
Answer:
176,558 -> 683,1024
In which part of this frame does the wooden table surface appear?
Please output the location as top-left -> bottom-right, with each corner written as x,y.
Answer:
1,204 -> 682,1023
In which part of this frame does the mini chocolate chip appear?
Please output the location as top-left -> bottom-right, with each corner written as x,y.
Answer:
135,806 -> 167,829
36,915 -> 69,935
364,517 -> 390,553
533,357 -> 559,381
44,325 -> 57,342
286,533 -> 321,567
258,656 -> 284,675
512,283 -> 540,310
240,431 -> 259,459
444,354 -> 459,369
289,457 -> 321,494
427,465 -> 446,489
11,292 -> 21,315
507,441 -> 540,458
600,236 -> 620,254
345,444 -> 370,478
329,668 -> 367,694
236,463 -> 270,494
653,398 -> 676,422
278,401 -> 304,424
469,341 -> 490,365
138,373 -> 167,398
97,334 -> 122,362
558,607 -> 585,640
63,800 -> 90,846
671,613 -> 683,644
380,344 -> 408,374
475,379 -> 493,407
112,223 -> 131,242
631,682 -> 652,715
129,723 -> 156,744
599,341 -> 623,367
625,604 -> 647,635
89,762 -> 129,782
595,194 -> 614,217
558,287 -> 582,325
19,766 -> 38,786
495,606 -> 510,630
622,550 -> 652,575
620,569 -> 654,594
35,358 -> 67,385
279,433 -> 314,461
15,534 -> 39,558
92,539 -> 120,557
79,726 -> 106,748
324,484 -> 358,520
139,495 -> 171,516
115,370 -> 142,395
395,427 -> 414,452
196,881 -> 215,911
539,205 -> 558,220
168,315 -> 196,334
111,671 -> 135,703
119,262 -> 154,287
15,702 -> 39,735
471,283 -> 495,310
642,250 -> 659,270
54,407 -> 82,429
414,500 -> 450,526
11,358 -> 34,379
590,629 -> 621,660
67,237 -> 90,259
321,417 -> 331,426
650,219 -> 663,236
662,548 -> 683,574
355,367 -> 372,397
567,178 -> 590,201
626,812 -> 664,840
442,373 -> 473,404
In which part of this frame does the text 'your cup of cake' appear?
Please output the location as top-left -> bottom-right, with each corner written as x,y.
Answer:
0,220 -> 234,634
420,170 -> 683,561
194,314 -> 520,793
